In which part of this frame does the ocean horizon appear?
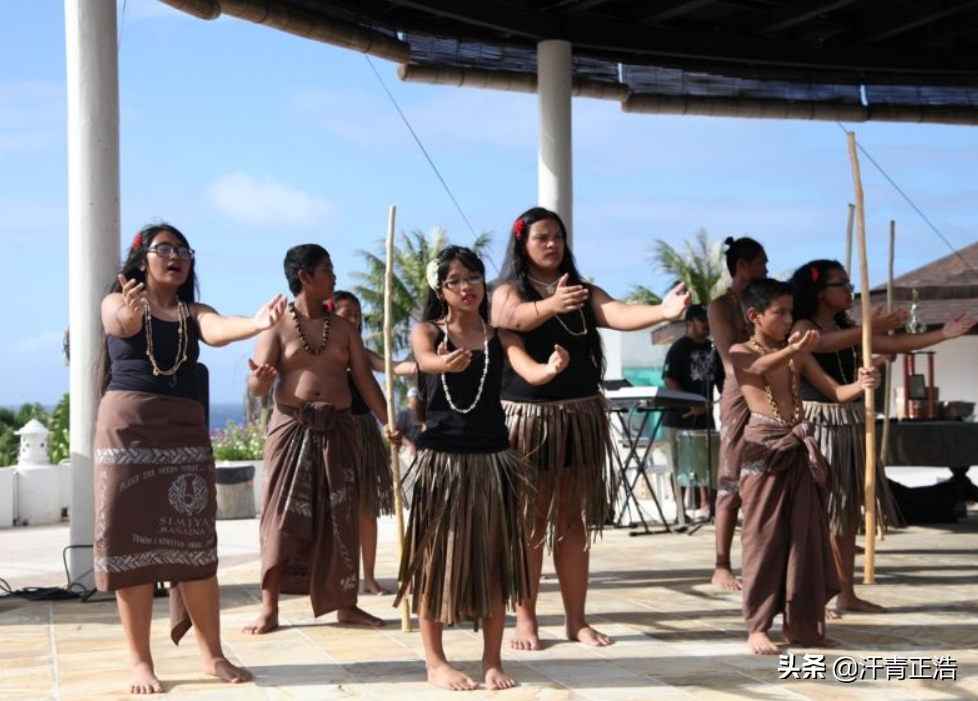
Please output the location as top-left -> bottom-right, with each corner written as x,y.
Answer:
5,401 -> 247,434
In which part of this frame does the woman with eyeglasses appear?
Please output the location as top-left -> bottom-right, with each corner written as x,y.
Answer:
491,207 -> 689,650
96,223 -> 285,693
790,258 -> 975,615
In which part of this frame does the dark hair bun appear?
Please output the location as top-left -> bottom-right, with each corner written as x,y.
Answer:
724,236 -> 735,247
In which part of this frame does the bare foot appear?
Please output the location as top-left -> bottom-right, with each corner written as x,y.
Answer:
242,609 -> 279,635
825,607 -> 842,621
204,658 -> 253,684
835,594 -> 886,613
567,623 -> 613,647
712,565 -> 743,591
337,605 -> 385,627
747,632 -> 780,655
484,665 -> 518,690
510,617 -> 541,651
362,577 -> 391,595
129,660 -> 163,695
427,660 -> 478,691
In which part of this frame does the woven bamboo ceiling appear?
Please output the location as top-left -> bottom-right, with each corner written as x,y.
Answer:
159,0 -> 978,124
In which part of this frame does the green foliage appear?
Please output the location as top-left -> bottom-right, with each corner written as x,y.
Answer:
211,421 -> 266,461
649,228 -> 729,304
0,402 -> 56,467
624,285 -> 663,305
48,394 -> 70,465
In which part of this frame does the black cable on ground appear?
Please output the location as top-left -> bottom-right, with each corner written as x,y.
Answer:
0,544 -> 97,603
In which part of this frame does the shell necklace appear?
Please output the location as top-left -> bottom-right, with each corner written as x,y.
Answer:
288,302 -> 331,354
441,318 -> 490,414
144,301 -> 189,377
748,335 -> 802,427
528,275 -> 587,337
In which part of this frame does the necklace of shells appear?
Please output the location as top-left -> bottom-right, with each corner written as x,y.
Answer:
288,301 -> 331,354
144,301 -> 189,377
747,335 -> 802,427
528,275 -> 588,337
440,317 -> 490,414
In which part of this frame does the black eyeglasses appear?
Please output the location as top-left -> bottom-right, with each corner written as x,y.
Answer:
443,274 -> 484,291
148,244 -> 195,261
824,281 -> 854,292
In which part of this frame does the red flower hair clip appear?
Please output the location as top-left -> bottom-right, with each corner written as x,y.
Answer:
513,218 -> 525,240
132,233 -> 143,249
810,266 -> 820,283
325,299 -> 335,312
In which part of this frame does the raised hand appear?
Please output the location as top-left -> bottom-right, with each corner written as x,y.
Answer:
788,329 -> 820,353
118,273 -> 147,316
546,343 -> 569,375
247,358 -> 278,394
437,339 -> 472,373
551,273 -> 589,313
870,305 -> 909,333
660,282 -> 691,320
254,294 -> 287,331
942,314 -> 977,339
857,366 -> 880,390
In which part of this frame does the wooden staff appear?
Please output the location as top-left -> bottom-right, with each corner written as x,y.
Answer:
846,132 -> 877,584
880,222 -> 896,467
845,204 -> 855,277
383,205 -> 412,631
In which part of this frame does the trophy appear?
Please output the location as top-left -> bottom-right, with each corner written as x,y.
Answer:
906,288 -> 926,334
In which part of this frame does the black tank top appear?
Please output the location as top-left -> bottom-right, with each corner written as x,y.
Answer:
800,346 -> 858,402
347,372 -> 371,416
106,313 -> 202,400
501,315 -> 601,402
417,325 -> 509,454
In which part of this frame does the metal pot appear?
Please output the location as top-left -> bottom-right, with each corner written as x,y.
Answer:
939,401 -> 975,421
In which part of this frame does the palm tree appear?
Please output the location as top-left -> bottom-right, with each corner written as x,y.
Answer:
650,228 -> 728,304
624,285 -> 662,305
352,227 -> 493,356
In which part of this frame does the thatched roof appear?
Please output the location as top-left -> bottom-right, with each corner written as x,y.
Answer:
157,0 -> 978,124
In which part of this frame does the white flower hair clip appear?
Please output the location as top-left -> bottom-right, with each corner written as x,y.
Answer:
426,260 -> 440,291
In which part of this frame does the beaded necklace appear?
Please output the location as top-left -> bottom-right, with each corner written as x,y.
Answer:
747,335 -> 802,427
528,275 -> 587,337
288,301 -> 331,354
144,301 -> 189,377
440,318 -> 490,414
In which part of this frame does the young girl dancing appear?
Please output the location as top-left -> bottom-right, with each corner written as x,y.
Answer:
395,245 -> 569,690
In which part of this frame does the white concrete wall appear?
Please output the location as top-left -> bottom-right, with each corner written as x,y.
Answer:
600,328 -> 667,383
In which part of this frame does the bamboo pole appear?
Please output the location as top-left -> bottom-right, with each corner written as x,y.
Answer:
846,132 -> 877,584
383,205 -> 411,631
845,204 -> 855,277
880,222 -> 896,467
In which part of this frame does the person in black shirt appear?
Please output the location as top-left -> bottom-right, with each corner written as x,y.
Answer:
662,304 -> 720,520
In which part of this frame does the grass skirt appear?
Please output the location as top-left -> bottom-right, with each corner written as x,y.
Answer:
395,448 -> 533,625
803,401 -> 902,536
503,395 -> 615,549
353,413 -> 394,518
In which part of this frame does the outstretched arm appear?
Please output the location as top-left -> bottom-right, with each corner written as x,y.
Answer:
101,274 -> 147,338
192,294 -> 286,347
366,348 -> 417,376
490,277 -> 589,332
591,283 -> 690,331
873,314 -> 977,353
498,329 -> 568,385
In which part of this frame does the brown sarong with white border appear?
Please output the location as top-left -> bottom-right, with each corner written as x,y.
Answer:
259,402 -> 359,616
93,390 -> 216,645
740,414 -> 839,647
716,376 -> 750,511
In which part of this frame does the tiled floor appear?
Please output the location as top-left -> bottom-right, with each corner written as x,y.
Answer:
2,506 -> 977,700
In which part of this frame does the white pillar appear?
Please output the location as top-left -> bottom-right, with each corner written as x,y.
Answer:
65,0 -> 120,588
537,40 -> 573,245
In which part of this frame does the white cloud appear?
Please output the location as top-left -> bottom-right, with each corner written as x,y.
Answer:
206,172 -> 337,230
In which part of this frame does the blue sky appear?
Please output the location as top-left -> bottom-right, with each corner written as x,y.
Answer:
3,0 -> 978,405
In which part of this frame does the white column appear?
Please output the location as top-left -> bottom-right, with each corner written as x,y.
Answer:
537,40 -> 573,245
64,0 -> 120,588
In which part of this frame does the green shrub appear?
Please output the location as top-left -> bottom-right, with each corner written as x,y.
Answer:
211,421 -> 266,461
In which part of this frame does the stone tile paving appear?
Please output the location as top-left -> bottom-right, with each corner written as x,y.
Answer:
2,513 -> 977,700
